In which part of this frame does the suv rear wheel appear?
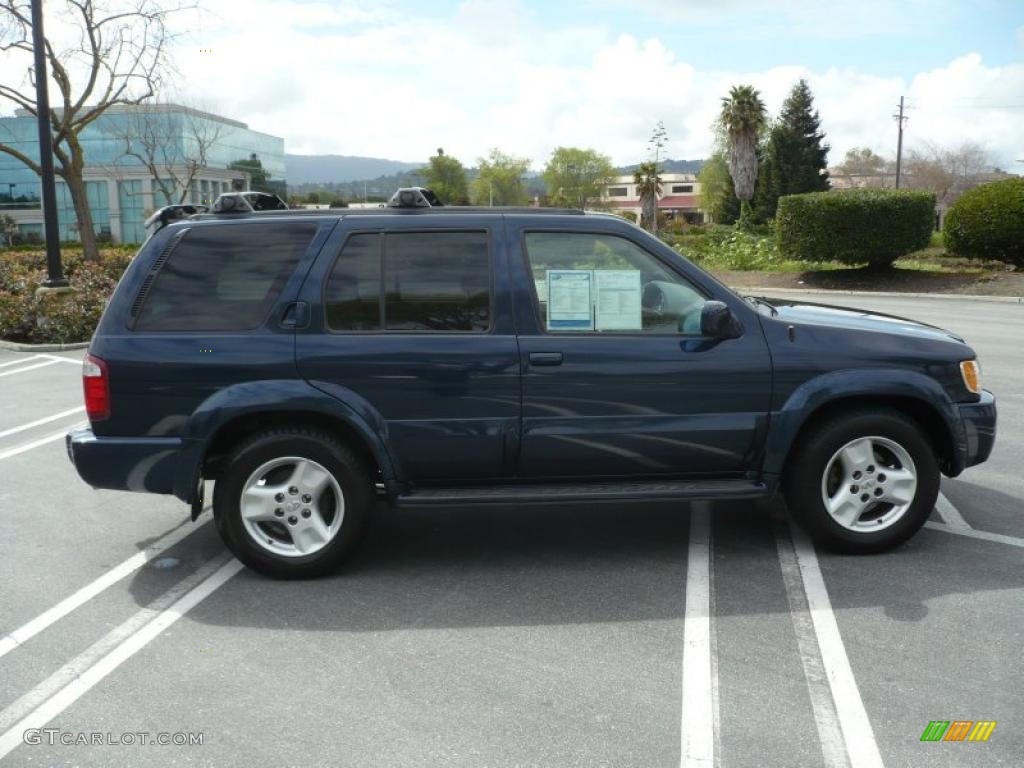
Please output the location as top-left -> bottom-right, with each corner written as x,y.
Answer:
213,428 -> 372,578
784,408 -> 939,553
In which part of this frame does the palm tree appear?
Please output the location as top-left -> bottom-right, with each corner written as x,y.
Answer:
718,85 -> 767,227
634,161 -> 661,234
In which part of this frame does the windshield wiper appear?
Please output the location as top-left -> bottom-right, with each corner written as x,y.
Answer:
744,296 -> 778,316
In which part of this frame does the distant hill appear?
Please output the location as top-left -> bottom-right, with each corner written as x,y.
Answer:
285,154 -> 422,185
616,159 -> 705,175
286,155 -> 707,198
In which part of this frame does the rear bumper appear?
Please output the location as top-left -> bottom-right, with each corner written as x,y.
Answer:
955,389 -> 996,472
65,427 -> 183,495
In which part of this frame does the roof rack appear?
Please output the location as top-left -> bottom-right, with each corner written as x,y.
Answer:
143,204 -> 209,237
211,191 -> 288,213
388,187 -> 443,208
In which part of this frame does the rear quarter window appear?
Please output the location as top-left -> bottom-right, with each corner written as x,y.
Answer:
133,222 -> 318,332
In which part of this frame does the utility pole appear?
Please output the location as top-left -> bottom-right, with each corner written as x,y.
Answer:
893,96 -> 907,190
30,0 -> 67,288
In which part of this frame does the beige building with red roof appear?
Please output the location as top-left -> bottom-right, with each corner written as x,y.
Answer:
599,174 -> 705,223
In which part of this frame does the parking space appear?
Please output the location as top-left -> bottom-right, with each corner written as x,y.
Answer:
1,293 -> 1021,767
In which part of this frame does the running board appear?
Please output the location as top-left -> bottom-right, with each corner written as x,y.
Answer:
396,479 -> 769,507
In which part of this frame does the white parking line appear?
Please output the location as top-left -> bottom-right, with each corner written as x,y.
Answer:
0,517 -> 212,659
680,502 -> 715,768
785,522 -> 884,768
38,353 -> 83,365
776,520 -> 848,767
0,427 -> 81,461
0,552 -> 233,734
0,406 -> 85,441
934,492 -> 971,530
925,521 -> 1024,548
0,557 -> 243,762
0,359 -> 62,378
0,355 -> 43,368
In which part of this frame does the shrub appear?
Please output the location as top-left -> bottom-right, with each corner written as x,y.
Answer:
0,247 -> 131,343
776,189 -> 935,266
669,226 -> 787,271
943,178 -> 1024,266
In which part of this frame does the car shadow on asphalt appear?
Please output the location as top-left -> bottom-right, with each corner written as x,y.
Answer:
940,478 -> 1023,538
127,493 -> 1024,632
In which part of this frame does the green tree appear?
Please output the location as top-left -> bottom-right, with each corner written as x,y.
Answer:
755,80 -> 830,220
833,147 -> 890,187
306,191 -> 321,204
420,148 -> 469,205
228,153 -> 272,193
541,147 -> 615,209
634,161 -> 662,234
471,149 -> 530,206
718,85 -> 767,228
697,152 -> 740,224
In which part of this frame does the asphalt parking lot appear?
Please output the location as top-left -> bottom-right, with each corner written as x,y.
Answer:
0,291 -> 1021,768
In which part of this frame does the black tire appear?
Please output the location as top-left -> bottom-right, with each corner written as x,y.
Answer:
783,407 -> 939,553
213,427 -> 372,579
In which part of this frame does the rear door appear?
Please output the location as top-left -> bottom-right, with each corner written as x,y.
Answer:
508,219 -> 772,479
295,215 -> 520,483
93,218 -> 329,439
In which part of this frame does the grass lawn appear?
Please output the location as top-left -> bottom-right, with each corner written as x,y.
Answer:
667,227 -> 1022,297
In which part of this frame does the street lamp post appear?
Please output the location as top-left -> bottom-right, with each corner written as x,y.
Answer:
30,0 -> 67,288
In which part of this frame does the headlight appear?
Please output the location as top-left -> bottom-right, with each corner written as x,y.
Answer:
960,359 -> 981,395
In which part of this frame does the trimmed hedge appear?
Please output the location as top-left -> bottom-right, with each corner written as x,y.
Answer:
0,248 -> 133,344
776,189 -> 935,266
944,178 -> 1024,267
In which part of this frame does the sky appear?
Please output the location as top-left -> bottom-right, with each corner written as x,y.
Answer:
6,0 -> 1024,170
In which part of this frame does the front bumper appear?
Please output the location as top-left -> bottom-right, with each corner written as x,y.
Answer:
955,389 -> 996,471
66,426 -> 184,495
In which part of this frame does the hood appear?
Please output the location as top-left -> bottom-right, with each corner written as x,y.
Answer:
751,296 -> 966,344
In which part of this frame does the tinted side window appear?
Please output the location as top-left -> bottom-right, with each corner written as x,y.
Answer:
325,233 -> 381,331
324,230 -> 491,333
384,232 -> 490,332
135,222 -> 317,332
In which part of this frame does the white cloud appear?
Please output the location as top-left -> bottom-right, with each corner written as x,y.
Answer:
3,0 -> 1021,172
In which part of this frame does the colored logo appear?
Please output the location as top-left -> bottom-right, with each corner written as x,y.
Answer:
920,721 -> 996,742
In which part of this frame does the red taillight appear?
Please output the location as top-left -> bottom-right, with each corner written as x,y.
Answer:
82,353 -> 110,421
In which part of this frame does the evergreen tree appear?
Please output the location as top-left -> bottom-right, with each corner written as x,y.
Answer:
755,79 -> 830,220
420,148 -> 469,205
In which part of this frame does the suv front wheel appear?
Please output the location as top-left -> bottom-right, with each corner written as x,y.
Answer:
784,408 -> 940,553
213,428 -> 372,578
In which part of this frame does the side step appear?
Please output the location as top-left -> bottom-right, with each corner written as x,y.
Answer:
396,479 -> 769,507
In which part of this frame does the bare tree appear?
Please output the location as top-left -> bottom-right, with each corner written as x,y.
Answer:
904,141 -> 994,206
0,0 -> 186,260
1,213 -> 18,246
103,102 -> 223,206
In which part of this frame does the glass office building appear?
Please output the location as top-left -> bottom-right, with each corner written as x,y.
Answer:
0,104 -> 285,243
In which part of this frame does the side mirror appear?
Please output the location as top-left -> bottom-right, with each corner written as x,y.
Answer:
700,300 -> 743,339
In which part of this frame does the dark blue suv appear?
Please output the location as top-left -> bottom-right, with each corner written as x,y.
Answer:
67,192 -> 996,578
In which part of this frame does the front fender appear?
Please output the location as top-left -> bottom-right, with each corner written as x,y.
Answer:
172,379 -> 397,502
762,368 -> 963,477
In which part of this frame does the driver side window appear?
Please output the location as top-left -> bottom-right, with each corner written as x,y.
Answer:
523,232 -> 707,334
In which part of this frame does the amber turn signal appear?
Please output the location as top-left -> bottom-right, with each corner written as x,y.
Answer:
960,360 -> 981,395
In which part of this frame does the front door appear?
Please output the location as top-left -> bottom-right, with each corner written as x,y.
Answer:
296,217 -> 520,483
509,224 -> 771,479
